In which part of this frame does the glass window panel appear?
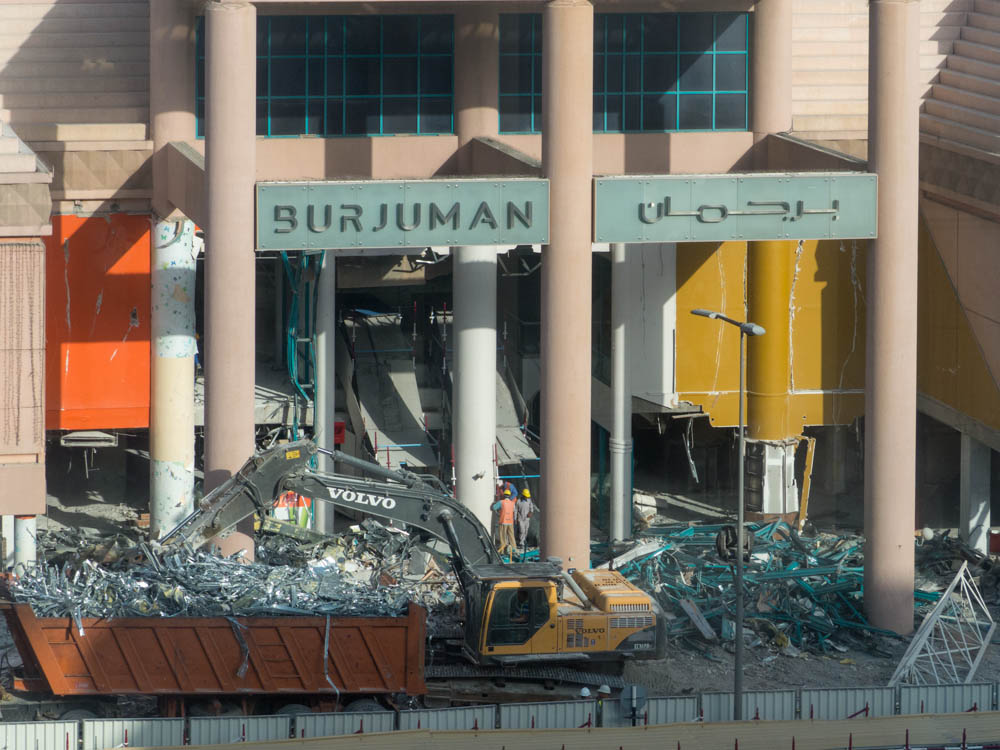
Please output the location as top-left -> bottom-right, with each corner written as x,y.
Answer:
500,55 -> 534,94
606,15 -> 624,52
269,17 -> 307,55
593,94 -> 605,131
643,14 -> 676,53
308,19 -> 326,55
307,99 -> 325,135
196,17 -> 205,57
308,58 -> 324,96
678,93 -> 712,129
271,57 -> 307,97
270,99 -> 306,135
679,14 -> 714,53
346,57 -> 380,96
533,55 -> 542,92
327,17 -> 343,54
593,16 -> 605,54
383,16 -> 418,53
678,53 -> 712,91
196,98 -> 205,137
383,57 -> 418,95
643,55 -> 676,92
345,16 -> 380,54
499,95 -> 533,132
532,94 -> 541,129
716,13 -> 747,52
326,58 -> 343,96
625,55 -> 641,91
715,54 -> 746,92
605,93 -> 623,131
500,14 -> 534,54
421,56 -> 452,95
420,96 -> 452,133
421,15 -> 452,54
257,59 -> 268,96
256,17 -> 268,55
256,98 -> 268,135
196,57 -> 204,98
714,93 -> 746,129
624,93 -> 641,131
642,93 -> 676,131
593,55 -> 605,94
529,16 -> 541,52
345,97 -> 380,134
327,100 -> 344,135
606,54 -> 623,92
383,97 -> 418,134
624,15 -> 642,52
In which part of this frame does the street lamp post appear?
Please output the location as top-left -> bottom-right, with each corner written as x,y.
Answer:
690,308 -> 765,721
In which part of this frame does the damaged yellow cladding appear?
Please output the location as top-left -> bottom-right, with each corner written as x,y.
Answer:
918,212 -> 1000,432
675,215 -> 1000,434
676,238 -> 869,430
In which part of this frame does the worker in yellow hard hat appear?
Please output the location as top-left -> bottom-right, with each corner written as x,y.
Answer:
514,487 -> 539,557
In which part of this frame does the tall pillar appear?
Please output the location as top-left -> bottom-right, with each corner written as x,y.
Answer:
150,0 -> 196,217
960,433 -> 991,555
314,252 -> 336,534
204,0 -> 257,559
453,247 -> 498,529
13,515 -> 35,572
750,0 -> 793,144
453,8 -> 500,529
864,0 -> 919,634
609,243 -> 632,542
746,240 -> 799,515
540,0 -> 593,570
150,219 -> 197,539
455,8 -> 499,174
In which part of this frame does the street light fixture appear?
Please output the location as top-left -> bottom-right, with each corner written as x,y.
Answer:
690,308 -> 765,720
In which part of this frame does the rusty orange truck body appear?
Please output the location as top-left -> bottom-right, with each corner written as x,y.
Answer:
1,602 -> 426,714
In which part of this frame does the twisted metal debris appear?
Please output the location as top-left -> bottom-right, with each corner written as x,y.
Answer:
12,521 -> 456,623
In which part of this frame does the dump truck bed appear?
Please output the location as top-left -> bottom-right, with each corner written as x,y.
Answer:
1,602 -> 426,697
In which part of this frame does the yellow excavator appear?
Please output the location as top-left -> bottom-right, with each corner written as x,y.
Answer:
162,440 -> 666,668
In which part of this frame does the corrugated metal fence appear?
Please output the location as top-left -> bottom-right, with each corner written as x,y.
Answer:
8,682 -> 1000,748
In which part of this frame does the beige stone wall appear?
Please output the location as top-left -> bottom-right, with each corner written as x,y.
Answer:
792,0 -> 969,141
0,241 -> 45,514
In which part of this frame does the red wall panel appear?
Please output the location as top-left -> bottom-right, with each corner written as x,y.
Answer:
45,214 -> 151,430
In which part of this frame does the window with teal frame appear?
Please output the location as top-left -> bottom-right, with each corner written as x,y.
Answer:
196,15 -> 454,137
498,12 -> 749,134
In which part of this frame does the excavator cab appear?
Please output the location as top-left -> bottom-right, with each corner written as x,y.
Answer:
480,582 -> 557,655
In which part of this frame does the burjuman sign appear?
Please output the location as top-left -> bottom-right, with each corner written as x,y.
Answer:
256,173 -> 876,251
257,179 -> 549,250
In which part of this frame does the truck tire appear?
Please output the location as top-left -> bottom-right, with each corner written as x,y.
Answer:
58,708 -> 99,720
275,703 -> 311,716
343,699 -> 386,713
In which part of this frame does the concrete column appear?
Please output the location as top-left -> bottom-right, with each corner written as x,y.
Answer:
150,0 -> 196,217
455,7 -> 499,174
1,516 -> 13,571
960,433 -> 991,555
864,0 -> 919,635
314,252 -> 336,534
453,246 -> 498,530
750,0 -> 793,143
540,0 -> 593,570
610,243 -> 632,542
204,0 -> 256,559
150,219 -> 196,539
13,515 -> 35,572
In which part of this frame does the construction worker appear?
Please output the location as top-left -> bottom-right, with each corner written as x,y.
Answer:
491,489 -> 517,558
514,487 -> 539,555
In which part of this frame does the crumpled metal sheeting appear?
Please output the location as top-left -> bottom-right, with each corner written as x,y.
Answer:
11,546 -> 417,620
604,521 -> 893,651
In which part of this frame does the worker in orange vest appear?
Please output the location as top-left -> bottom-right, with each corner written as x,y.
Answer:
491,488 -> 517,558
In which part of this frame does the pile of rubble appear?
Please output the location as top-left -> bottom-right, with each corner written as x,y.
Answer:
602,521 -> 997,657
12,518 -> 461,635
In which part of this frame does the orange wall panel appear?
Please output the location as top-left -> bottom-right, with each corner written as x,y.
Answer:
45,214 -> 151,430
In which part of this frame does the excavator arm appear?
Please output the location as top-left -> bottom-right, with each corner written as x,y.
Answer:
160,440 -> 501,570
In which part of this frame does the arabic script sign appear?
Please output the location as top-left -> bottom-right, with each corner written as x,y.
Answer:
593,173 -> 877,243
257,179 -> 549,250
